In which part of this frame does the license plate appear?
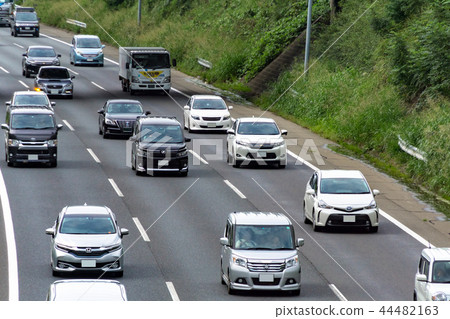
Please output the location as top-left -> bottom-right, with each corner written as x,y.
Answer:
28,155 -> 38,160
259,273 -> 274,282
207,123 -> 217,127
81,260 -> 96,268
257,151 -> 267,157
87,58 -> 93,62
343,215 -> 356,223
25,27 -> 30,30
50,89 -> 58,94
158,159 -> 169,167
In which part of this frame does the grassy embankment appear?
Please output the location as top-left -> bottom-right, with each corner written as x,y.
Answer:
22,0 -> 449,216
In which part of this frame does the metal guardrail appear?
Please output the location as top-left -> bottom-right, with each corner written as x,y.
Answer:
66,19 -> 86,28
398,135 -> 427,162
197,58 -> 212,69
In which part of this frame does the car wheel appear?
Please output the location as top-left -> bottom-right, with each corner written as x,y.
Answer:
303,202 -> 311,224
13,30 -> 17,37
413,292 -> 417,301
187,119 -> 193,133
22,68 -> 25,76
102,126 -> 109,139
114,270 -> 123,278
131,153 -> 136,170
369,226 -> 378,233
25,69 -> 30,78
312,211 -> 323,232
35,32 -> 39,37
233,159 -> 242,168
278,161 -> 286,169
227,271 -> 235,295
130,88 -> 135,95
220,261 -> 226,285
179,171 -> 188,177
67,94 -> 73,100
99,124 -> 103,135
291,288 -> 301,296
49,160 -> 57,168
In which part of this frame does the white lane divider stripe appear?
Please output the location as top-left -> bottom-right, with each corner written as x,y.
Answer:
13,43 -> 24,49
224,180 -> 246,199
0,66 -> 9,74
0,169 -> 19,301
166,282 -> 180,301
62,120 -> 74,131
132,217 -> 150,242
67,68 -> 79,75
287,149 -> 319,171
18,80 -> 29,89
108,178 -> 124,197
86,148 -> 101,163
91,81 -> 107,91
188,150 -> 208,165
329,284 -> 347,301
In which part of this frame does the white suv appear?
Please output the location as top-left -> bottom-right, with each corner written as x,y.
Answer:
414,247 -> 450,301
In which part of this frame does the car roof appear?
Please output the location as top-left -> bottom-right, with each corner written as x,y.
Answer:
107,99 -> 142,104
192,95 -> 225,100
74,34 -> 100,39
422,248 -> 450,262
319,170 -> 365,179
238,117 -> 276,123
38,66 -> 69,71
138,116 -> 180,126
27,45 -> 54,50
10,107 -> 54,114
63,205 -> 111,216
13,90 -> 49,97
230,212 -> 292,226
49,279 -> 127,301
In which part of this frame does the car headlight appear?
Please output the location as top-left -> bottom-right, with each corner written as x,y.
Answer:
273,140 -> 285,147
55,243 -> 74,253
223,115 -> 231,121
318,200 -> 333,209
8,139 -> 20,146
431,292 -> 448,301
364,200 -> 377,209
286,256 -> 299,269
131,76 -> 140,83
177,149 -> 188,157
232,255 -> 247,268
162,76 -> 171,83
63,83 -> 73,89
191,115 -> 200,121
104,244 -> 121,253
236,140 -> 251,147
28,61 -> 37,66
47,139 -> 58,147
137,148 -> 147,157
105,118 -> 117,126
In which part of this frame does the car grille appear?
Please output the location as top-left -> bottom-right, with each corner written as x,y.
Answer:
17,149 -> 49,155
117,120 -> 135,131
81,54 -> 98,58
47,84 -> 63,89
334,207 -> 364,213
252,278 -> 281,286
248,143 -> 274,149
326,214 -> 371,227
246,152 -> 277,159
202,117 -> 221,121
199,125 -> 223,128
247,261 -> 286,272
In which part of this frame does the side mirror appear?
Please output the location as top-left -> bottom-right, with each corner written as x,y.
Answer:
416,274 -> 427,282
296,238 -> 305,247
57,124 -> 63,131
185,137 -> 191,142
183,105 -> 189,110
1,124 -> 9,131
101,45 -> 105,49
172,59 -> 177,67
57,54 -> 61,58
220,237 -> 229,246
227,129 -> 235,135
51,102 -> 56,107
5,101 -> 11,107
145,111 -> 151,115
306,189 -> 315,196
120,228 -> 129,237
45,228 -> 55,237
372,189 -> 380,196
97,109 -> 105,115
129,135 -> 137,142
22,53 -> 27,57
228,105 -> 233,110
281,129 -> 288,136
70,75 -> 75,79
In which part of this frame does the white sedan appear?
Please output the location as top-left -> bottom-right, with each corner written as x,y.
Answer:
226,117 -> 287,168
183,95 -> 232,132
303,170 -> 380,232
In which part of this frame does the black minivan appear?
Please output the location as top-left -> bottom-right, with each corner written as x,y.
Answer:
1,106 -> 63,167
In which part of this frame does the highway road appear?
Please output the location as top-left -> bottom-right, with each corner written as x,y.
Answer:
0,26 -> 426,301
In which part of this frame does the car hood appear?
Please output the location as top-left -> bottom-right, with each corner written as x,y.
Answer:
190,109 -> 230,117
426,283 -> 450,298
55,234 -> 120,247
319,193 -> 375,208
139,142 -> 185,151
76,48 -> 102,55
27,57 -> 58,64
10,129 -> 57,141
15,21 -> 39,25
106,113 -> 142,121
36,79 -> 72,84
236,134 -> 283,144
231,249 -> 298,260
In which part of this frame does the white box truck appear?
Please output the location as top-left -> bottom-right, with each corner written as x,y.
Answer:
119,47 -> 176,95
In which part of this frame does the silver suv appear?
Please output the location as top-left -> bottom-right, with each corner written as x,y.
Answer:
220,212 -> 304,295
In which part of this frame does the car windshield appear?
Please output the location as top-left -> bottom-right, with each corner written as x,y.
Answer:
11,114 -> 55,129
237,122 -> 280,135
107,103 -> 143,114
16,12 -> 37,21
192,99 -> 226,110
39,68 -> 70,79
234,225 -> 294,250
28,48 -> 56,58
60,214 -> 116,234
139,124 -> 183,143
432,261 -> 450,283
13,95 -> 49,106
132,53 -> 170,69
77,37 -> 101,48
320,178 -> 370,194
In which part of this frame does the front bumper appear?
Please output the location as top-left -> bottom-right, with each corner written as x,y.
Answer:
130,82 -> 171,91
51,246 -> 124,274
8,145 -> 57,164
136,153 -> 189,174
104,121 -> 135,136
14,25 -> 39,34
37,85 -> 73,96
228,263 -> 301,292
189,117 -> 232,131
316,208 -> 379,228
74,53 -> 104,65
235,143 -> 287,165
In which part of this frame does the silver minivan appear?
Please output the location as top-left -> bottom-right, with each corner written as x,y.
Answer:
220,212 -> 304,295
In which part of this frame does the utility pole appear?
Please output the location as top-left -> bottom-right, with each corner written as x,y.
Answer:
138,0 -> 142,26
304,0 -> 313,75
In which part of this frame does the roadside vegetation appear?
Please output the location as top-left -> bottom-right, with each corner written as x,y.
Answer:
21,0 -> 449,215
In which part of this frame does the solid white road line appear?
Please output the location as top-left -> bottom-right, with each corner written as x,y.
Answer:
132,217 -> 150,242
18,80 -> 29,89
62,120 -> 75,131
166,282 -> 180,301
0,169 -> 19,301
188,150 -> 209,165
86,148 -> 101,163
329,284 -> 348,301
40,33 -> 71,47
0,66 -> 9,74
108,178 -> 124,197
224,180 -> 246,199
287,149 -> 319,171
170,87 -> 190,98
67,68 -> 79,75
13,43 -> 24,49
91,81 -> 107,91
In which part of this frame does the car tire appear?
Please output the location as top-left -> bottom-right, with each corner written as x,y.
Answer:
114,271 -> 123,278
233,158 -> 242,168
369,226 -> 378,233
49,160 -> 57,168
312,211 -> 323,232
187,119 -> 193,133
35,32 -> 39,37
131,154 -> 136,171
102,126 -> 109,139
25,69 -> 30,78
413,292 -> 417,301
291,288 -> 301,296
13,30 -> 17,37
227,271 -> 235,295
179,171 -> 188,177
303,202 -> 312,224
130,88 -> 135,95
